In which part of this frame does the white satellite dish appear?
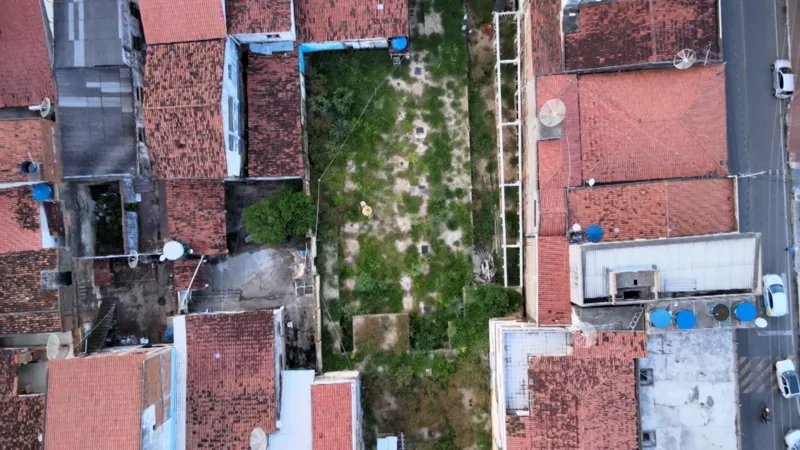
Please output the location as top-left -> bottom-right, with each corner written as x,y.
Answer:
28,98 -> 51,117
539,99 -> 567,127
161,241 -> 185,261
673,49 -> 696,70
250,428 -> 267,450
46,333 -> 67,360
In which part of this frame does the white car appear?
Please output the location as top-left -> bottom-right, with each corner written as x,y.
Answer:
776,359 -> 800,399
786,430 -> 800,450
763,274 -> 788,317
772,60 -> 795,99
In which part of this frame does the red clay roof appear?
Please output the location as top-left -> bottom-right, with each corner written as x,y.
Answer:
0,119 -> 60,183
507,331 -> 647,449
526,0 -> 563,76
312,382 -> 354,450
568,178 -> 736,241
0,0 -> 56,108
165,180 -> 227,255
172,258 -> 208,291
537,236 -> 571,326
0,349 -> 45,450
0,249 -> 61,335
536,66 -> 727,188
227,0 -> 293,35
247,52 -> 304,178
296,0 -> 408,42
578,65 -> 728,183
144,41 -> 227,179
185,311 -> 278,448
138,0 -> 225,44
536,75 -> 580,236
561,0 -> 719,71
45,353 -> 147,450
0,187 -> 42,254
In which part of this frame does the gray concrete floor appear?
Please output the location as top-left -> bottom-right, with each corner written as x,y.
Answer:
640,330 -> 737,450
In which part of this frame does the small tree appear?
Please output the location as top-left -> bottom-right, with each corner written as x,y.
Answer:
243,192 -> 314,245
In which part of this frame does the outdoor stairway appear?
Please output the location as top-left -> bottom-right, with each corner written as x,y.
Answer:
85,298 -> 119,354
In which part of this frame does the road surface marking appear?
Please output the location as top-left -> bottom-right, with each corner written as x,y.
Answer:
739,356 -> 774,394
756,330 -> 795,336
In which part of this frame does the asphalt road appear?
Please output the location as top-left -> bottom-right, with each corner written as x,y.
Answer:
722,0 -> 798,447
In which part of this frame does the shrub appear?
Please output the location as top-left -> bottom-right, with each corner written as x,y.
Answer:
243,192 -> 314,245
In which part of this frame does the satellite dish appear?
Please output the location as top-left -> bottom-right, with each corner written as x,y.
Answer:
673,49 -> 696,70
28,98 -> 51,117
250,428 -> 267,450
539,99 -> 566,127
162,241 -> 185,261
46,333 -> 67,360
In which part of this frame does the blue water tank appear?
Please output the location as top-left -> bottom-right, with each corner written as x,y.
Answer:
585,224 -> 604,243
675,310 -> 697,329
390,36 -> 409,51
650,309 -> 671,328
733,302 -> 757,322
32,184 -> 53,201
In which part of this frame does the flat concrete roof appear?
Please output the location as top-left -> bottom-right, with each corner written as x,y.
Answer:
639,329 -> 737,450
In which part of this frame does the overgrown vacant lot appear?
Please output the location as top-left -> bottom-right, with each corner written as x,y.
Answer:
308,0 -> 520,447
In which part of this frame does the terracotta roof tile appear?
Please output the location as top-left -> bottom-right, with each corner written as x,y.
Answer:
247,52 -> 304,178
227,0 -> 293,35
0,349 -> 45,450
144,42 -> 227,179
312,382 -> 354,450
563,0 -> 719,71
538,187 -> 566,237
172,258 -> 208,291
537,236 -> 571,325
536,75 -> 581,188
0,119 -> 60,183
526,0 -> 563,75
165,181 -> 227,255
138,0 -> 226,44
568,178 -> 736,241
45,353 -> 148,450
296,0 -> 408,43
0,249 -> 61,335
0,0 -> 56,108
578,65 -> 728,183
185,311 -> 278,448
0,187 -> 41,254
508,332 -> 647,448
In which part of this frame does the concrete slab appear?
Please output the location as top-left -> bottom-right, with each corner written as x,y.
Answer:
639,329 -> 737,450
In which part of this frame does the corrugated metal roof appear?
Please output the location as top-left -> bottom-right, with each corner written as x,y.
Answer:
53,0 -> 125,68
575,233 -> 759,300
55,67 -> 137,177
268,370 -> 314,450
377,436 -> 398,450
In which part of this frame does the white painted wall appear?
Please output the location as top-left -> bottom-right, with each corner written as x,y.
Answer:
173,316 -> 187,450
222,37 -> 244,177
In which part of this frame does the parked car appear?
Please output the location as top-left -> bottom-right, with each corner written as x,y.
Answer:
786,429 -> 800,449
772,60 -> 795,99
776,359 -> 800,399
763,274 -> 788,317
